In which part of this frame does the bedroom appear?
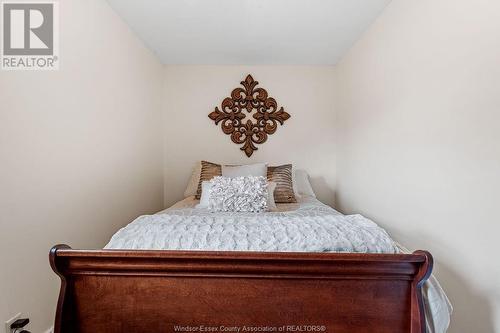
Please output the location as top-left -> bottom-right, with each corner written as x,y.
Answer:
0,0 -> 499,332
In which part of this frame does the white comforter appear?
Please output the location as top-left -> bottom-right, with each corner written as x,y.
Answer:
105,197 -> 451,332
106,198 -> 397,253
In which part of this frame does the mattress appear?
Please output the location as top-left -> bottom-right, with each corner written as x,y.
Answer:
105,196 -> 452,333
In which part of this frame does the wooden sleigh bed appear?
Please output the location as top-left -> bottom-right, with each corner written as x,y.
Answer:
49,244 -> 432,333
48,75 -> 434,332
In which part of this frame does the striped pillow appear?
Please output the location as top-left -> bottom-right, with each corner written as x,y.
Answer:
195,161 -> 222,199
267,164 -> 297,203
195,162 -> 297,203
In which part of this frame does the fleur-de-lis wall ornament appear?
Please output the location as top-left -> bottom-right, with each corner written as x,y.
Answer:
208,74 -> 291,157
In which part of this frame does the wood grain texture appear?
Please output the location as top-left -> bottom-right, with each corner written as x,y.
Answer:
209,74 -> 290,157
50,245 -> 432,333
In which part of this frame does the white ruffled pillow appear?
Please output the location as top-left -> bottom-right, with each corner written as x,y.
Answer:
209,176 -> 268,212
197,180 -> 276,211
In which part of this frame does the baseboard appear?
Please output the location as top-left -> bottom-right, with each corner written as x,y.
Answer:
44,326 -> 54,333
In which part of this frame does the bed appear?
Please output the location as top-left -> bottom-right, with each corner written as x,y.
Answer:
50,195 -> 451,333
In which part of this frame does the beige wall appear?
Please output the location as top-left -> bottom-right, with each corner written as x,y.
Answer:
0,1 -> 164,332
335,0 -> 500,332
2,1 -> 499,332
162,65 -> 336,207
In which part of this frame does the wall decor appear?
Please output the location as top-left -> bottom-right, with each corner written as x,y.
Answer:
208,74 -> 291,157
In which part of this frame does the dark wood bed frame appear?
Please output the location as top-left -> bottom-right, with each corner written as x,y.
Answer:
50,245 -> 432,333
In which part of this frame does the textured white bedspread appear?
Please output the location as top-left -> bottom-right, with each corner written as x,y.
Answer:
105,197 -> 451,332
106,197 -> 397,253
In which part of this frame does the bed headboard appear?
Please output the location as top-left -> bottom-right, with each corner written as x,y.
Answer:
208,74 -> 291,157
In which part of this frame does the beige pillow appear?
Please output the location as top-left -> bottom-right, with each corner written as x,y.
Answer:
184,161 -> 202,197
294,169 -> 316,198
222,163 -> 267,178
267,181 -> 277,210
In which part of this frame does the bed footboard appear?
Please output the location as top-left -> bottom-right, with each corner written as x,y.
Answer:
49,245 -> 432,333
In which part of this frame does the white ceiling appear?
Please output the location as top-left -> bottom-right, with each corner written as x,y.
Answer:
106,0 -> 391,65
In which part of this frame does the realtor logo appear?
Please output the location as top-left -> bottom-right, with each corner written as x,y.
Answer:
1,1 -> 59,70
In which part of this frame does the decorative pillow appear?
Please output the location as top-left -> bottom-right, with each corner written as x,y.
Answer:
195,161 -> 222,199
267,181 -> 277,211
196,161 -> 266,199
222,163 -> 267,178
209,176 -> 268,212
197,180 -> 276,211
267,164 -> 297,203
294,169 -> 316,198
195,161 -> 297,203
196,181 -> 213,208
184,161 -> 202,198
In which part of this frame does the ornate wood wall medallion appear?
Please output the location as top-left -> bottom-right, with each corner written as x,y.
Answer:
209,74 -> 291,157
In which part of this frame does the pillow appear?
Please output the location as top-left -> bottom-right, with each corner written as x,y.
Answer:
291,171 -> 300,199
196,161 -> 267,199
222,163 -> 267,178
197,180 -> 277,211
195,161 -> 222,199
267,164 -> 297,203
195,161 -> 298,203
196,181 -> 213,208
209,176 -> 268,212
184,161 -> 202,197
294,169 -> 316,197
267,181 -> 277,211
